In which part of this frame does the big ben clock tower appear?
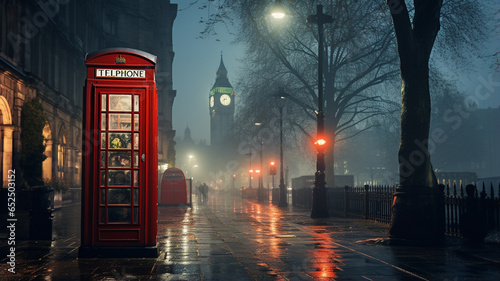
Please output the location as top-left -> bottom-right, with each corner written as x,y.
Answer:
209,55 -> 235,146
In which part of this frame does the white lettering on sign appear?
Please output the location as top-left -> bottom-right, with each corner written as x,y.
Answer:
96,69 -> 146,79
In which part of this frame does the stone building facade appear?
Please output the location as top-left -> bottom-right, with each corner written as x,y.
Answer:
0,0 -> 177,189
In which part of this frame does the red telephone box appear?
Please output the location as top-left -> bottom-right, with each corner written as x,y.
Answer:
80,48 -> 158,257
160,168 -> 188,205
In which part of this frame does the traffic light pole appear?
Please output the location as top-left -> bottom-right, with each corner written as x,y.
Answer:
309,4 -> 332,218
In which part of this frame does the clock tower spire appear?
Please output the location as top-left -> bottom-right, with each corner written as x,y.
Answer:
209,54 -> 235,146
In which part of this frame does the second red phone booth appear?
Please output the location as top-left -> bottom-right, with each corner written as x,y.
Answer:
80,48 -> 158,257
160,168 -> 188,205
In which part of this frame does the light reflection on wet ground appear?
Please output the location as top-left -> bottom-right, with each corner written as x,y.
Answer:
2,192 -> 500,280
196,194 -> 348,280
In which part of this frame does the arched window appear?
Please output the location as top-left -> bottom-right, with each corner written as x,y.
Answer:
42,123 -> 53,181
0,96 -> 13,188
58,125 -> 68,182
74,131 -> 81,187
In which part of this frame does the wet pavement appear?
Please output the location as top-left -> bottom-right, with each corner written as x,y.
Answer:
1,192 -> 500,280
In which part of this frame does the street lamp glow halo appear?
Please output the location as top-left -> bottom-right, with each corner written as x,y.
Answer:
272,11 -> 285,19
271,1 -> 286,19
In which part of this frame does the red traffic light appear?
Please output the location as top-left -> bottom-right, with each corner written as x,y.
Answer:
314,138 -> 326,146
269,161 -> 277,175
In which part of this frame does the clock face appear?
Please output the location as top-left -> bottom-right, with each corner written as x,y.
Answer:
210,96 -> 214,107
220,94 -> 231,106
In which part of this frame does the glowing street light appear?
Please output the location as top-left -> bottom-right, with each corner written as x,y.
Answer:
271,1 -> 286,19
308,5 -> 333,219
271,3 -> 332,217
249,169 -> 254,189
314,138 -> 326,147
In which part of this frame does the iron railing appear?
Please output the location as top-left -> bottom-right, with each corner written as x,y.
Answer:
445,183 -> 500,239
291,183 -> 500,239
326,185 -> 395,224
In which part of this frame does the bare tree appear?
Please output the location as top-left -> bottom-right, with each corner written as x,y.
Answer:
231,0 -> 400,187
193,0 -> 489,192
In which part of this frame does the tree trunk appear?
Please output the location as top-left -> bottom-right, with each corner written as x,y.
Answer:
387,0 -> 445,243
398,61 -> 435,188
389,56 -> 444,242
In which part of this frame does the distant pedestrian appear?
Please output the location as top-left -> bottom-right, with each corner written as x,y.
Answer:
202,183 -> 208,202
197,184 -> 204,203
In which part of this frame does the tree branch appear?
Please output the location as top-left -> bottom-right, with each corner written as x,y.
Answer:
386,0 -> 414,67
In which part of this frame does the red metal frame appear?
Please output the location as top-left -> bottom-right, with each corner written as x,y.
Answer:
81,48 -> 158,256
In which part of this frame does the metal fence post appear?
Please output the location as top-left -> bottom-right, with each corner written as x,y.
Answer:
364,185 -> 369,220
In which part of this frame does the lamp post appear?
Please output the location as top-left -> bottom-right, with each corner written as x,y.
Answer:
308,4 -> 332,219
270,161 -> 276,195
272,3 -> 332,217
247,150 -> 252,189
255,123 -> 266,202
187,154 -> 194,178
261,141 -> 265,201
276,90 -> 288,207
232,174 -> 236,193
249,169 -> 253,189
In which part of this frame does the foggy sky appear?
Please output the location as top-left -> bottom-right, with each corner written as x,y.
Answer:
171,2 -> 500,144
172,2 -> 244,144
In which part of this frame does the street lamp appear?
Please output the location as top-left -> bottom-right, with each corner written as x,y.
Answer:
187,154 -> 195,178
308,5 -> 332,218
246,150 -> 253,189
271,4 -> 332,217
271,1 -> 286,19
270,161 -> 276,191
276,89 -> 288,207
249,169 -> 254,189
255,122 -> 265,202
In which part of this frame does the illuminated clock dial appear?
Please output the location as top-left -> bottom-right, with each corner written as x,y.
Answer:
210,96 -> 214,107
220,94 -> 231,106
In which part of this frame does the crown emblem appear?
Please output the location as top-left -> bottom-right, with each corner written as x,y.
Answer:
115,55 -> 126,64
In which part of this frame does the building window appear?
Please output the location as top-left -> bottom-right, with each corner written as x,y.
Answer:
103,14 -> 117,35
5,1 -> 16,57
58,134 -> 67,182
0,96 -> 14,188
